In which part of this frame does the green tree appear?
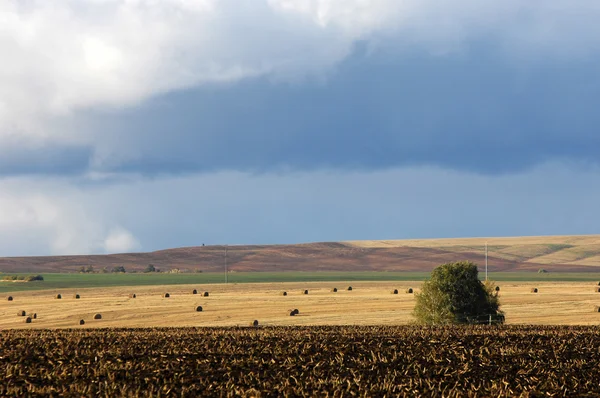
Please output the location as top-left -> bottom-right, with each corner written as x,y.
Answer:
413,261 -> 504,325
24,274 -> 44,281
112,266 -> 126,273
144,264 -> 156,273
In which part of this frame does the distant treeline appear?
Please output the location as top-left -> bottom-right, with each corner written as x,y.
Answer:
79,265 -> 128,274
78,264 -> 203,274
1,274 -> 44,282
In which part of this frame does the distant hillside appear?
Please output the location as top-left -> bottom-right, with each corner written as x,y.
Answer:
1,235 -> 600,273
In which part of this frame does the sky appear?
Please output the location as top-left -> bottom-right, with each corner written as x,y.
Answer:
1,0 -> 599,256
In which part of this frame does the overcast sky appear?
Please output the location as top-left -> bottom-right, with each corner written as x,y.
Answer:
1,0 -> 599,256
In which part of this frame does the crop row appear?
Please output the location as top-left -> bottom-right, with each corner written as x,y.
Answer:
1,325 -> 600,396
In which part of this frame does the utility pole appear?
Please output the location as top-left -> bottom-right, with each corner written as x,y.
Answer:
485,241 -> 488,282
224,245 -> 228,284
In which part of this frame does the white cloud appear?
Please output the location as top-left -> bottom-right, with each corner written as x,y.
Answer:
1,0 -> 600,145
0,177 -> 140,255
103,227 -> 140,253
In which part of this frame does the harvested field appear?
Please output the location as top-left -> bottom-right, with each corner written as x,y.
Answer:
1,326 -> 600,396
1,281 -> 600,328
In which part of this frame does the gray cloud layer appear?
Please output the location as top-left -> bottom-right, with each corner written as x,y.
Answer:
77,44 -> 600,176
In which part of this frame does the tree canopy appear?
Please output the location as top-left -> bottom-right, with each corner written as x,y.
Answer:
413,261 -> 504,325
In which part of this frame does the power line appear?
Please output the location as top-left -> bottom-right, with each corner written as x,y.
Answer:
485,241 -> 488,282
224,245 -> 228,284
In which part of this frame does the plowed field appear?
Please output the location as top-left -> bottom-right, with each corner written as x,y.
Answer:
2,326 -> 600,396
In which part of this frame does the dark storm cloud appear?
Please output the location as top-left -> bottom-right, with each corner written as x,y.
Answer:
85,43 -> 600,176
2,42 -> 599,178
0,144 -> 92,176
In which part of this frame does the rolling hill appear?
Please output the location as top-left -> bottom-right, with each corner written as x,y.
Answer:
1,235 -> 600,274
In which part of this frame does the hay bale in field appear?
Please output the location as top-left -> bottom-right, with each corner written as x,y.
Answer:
347,286 -> 353,291
192,289 -> 198,294
24,317 -> 32,324
595,306 -> 600,312
252,320 -> 259,327
203,292 -> 209,297
79,319 -> 85,325
303,290 -> 308,295
331,288 -> 338,292
195,306 -> 203,312
17,310 -> 26,316
163,293 -> 170,298
73,294 -> 80,299
7,296 -> 13,301
392,289 -> 398,294
129,293 -> 136,298
93,313 -> 102,320
406,288 -> 413,294
32,313 -> 37,319
595,287 -> 600,293
292,309 -> 299,315
531,288 -> 538,293
495,286 -> 500,292
281,291 -> 287,296
55,294 -> 62,299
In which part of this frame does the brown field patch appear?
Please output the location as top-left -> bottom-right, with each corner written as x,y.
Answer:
3,235 -> 600,273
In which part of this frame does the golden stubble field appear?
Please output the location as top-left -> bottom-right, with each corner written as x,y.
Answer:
1,281 -> 600,329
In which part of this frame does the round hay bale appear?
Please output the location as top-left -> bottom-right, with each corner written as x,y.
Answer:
73,294 -> 80,299
17,310 -> 26,316
288,308 -> 299,315
595,306 -> 600,312
32,313 -> 37,319
192,289 -> 198,294
281,291 -> 287,296
595,287 -> 600,293
24,317 -> 32,324
203,292 -> 209,297
129,293 -> 136,298
495,286 -> 500,292
93,313 -> 102,320
303,290 -> 309,295
163,293 -> 170,298
347,286 -> 353,291
7,296 -> 13,301
531,288 -> 538,293
392,289 -> 398,294
195,306 -> 203,312
331,288 -> 338,292
79,319 -> 85,325
55,294 -> 62,299
252,320 -> 259,327
406,288 -> 414,294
